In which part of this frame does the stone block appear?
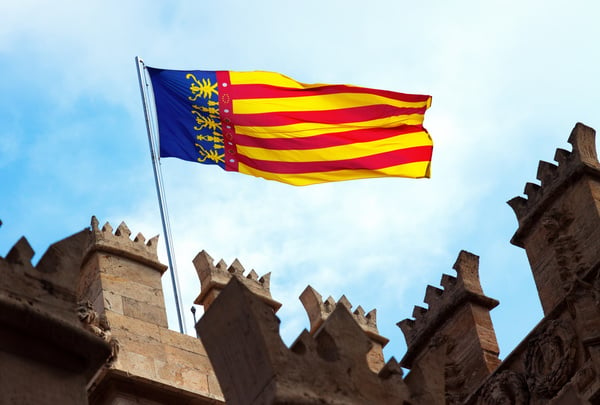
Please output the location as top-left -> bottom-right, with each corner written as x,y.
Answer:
122,296 -> 168,327
100,273 -> 164,311
159,327 -> 208,355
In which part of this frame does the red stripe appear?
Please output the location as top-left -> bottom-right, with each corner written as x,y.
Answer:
216,71 -> 240,172
234,126 -> 424,150
237,145 -> 432,174
232,105 -> 427,127
230,83 -> 431,103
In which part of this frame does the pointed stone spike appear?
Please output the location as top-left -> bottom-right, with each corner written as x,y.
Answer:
324,296 -> 336,312
5,237 -> 35,265
524,183 -> 541,206
299,285 -> 323,307
397,318 -> 415,338
424,285 -> 444,306
365,308 -> 377,326
453,250 -> 479,274
568,122 -> 599,166
146,235 -> 159,249
91,216 -> 100,231
412,305 -> 427,320
246,269 -> 258,281
536,160 -> 558,186
507,196 -> 528,220
290,329 -> 317,354
453,250 -> 483,294
216,259 -> 228,271
258,272 -> 271,289
192,250 -> 216,280
524,182 -> 541,202
353,305 -> 365,318
228,258 -> 245,275
133,232 -> 146,244
115,222 -> 131,237
338,295 -> 352,311
102,222 -> 113,233
299,286 -> 325,333
554,148 -> 571,166
440,274 -> 457,289
379,357 -> 403,379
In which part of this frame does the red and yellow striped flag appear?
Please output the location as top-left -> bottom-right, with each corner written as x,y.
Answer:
148,68 -> 432,186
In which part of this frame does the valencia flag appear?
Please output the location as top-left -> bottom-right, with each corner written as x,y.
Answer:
147,68 -> 432,186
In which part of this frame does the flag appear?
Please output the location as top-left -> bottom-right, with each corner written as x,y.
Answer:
147,68 -> 432,186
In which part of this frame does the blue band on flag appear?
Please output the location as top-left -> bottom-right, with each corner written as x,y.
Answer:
148,68 -> 225,168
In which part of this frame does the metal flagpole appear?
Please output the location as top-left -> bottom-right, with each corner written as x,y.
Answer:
135,56 -> 186,334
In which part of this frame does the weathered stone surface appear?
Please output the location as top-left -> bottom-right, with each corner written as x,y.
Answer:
198,277 -> 410,405
5,123 -> 600,404
299,285 -> 388,372
192,250 -> 280,312
77,218 -> 223,403
0,229 -> 112,405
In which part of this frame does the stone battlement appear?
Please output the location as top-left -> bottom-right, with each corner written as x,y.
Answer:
398,250 -> 498,358
299,285 -> 387,345
508,123 -> 600,246
85,216 -> 165,273
198,277 -> 409,404
193,250 -> 280,311
3,122 -> 600,404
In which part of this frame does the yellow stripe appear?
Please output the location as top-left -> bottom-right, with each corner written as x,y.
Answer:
233,93 -> 429,114
238,161 -> 431,186
236,131 -> 432,162
229,71 -> 327,89
235,114 -> 427,139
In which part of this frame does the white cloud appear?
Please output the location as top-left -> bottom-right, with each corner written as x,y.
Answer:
2,0 -> 600,361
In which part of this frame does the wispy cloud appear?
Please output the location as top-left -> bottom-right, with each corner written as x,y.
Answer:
2,0 -> 600,361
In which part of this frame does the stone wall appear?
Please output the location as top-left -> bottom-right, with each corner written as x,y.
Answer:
2,122 -> 600,404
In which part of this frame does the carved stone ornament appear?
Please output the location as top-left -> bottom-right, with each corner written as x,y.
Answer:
525,319 -> 577,398
77,301 -> 120,364
476,370 -> 529,405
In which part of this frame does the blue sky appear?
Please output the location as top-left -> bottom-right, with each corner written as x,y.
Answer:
2,1 -> 600,363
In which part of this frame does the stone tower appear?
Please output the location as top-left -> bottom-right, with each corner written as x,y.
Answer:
508,123 -> 600,315
398,250 -> 501,404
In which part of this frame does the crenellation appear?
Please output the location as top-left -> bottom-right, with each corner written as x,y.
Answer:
299,285 -> 386,344
5,236 -> 34,267
198,277 -> 411,404
537,160 -> 558,186
440,273 -> 457,289
508,123 -> 600,316
424,285 -> 443,307
397,318 -> 415,336
299,285 -> 389,373
246,268 -> 258,281
398,249 -> 500,399
101,221 -> 112,233
378,357 -> 404,380
5,122 -> 600,404
0,225 -> 113,404
86,216 -> 165,274
509,123 -> 600,232
133,232 -> 145,244
524,182 -> 542,205
193,249 -> 280,312
114,222 -> 131,238
507,196 -> 528,220
453,249 -> 485,295
413,305 -> 427,321
227,257 -> 244,275
554,147 -> 571,165
568,122 -> 600,167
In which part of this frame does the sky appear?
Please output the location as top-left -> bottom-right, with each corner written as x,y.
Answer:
2,0 -> 600,365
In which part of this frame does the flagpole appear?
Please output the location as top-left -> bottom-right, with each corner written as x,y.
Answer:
135,56 -> 186,334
